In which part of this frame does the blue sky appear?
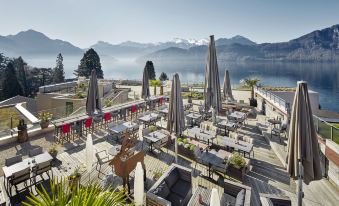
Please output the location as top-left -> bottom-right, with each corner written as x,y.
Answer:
1,0 -> 339,47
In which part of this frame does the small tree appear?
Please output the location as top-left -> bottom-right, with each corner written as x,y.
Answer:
13,56 -> 28,96
159,72 -> 169,81
52,53 -> 65,83
150,80 -> 161,96
145,61 -> 155,80
75,48 -> 103,78
240,77 -> 260,100
1,62 -> 23,100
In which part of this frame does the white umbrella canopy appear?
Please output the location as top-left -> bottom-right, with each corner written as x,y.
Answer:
210,188 -> 221,206
86,134 -> 94,172
204,35 -> 222,114
167,73 -> 185,163
287,81 -> 322,205
134,162 -> 144,206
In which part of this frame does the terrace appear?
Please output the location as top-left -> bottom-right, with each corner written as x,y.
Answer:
0,94 -> 338,206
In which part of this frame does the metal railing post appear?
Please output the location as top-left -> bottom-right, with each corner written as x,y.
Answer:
331,126 -> 333,141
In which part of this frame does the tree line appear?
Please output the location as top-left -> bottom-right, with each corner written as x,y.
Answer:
0,48 -> 169,101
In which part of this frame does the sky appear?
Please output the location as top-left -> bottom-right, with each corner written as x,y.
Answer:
1,0 -> 339,48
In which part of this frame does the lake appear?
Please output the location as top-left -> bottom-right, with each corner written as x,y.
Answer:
25,56 -> 339,113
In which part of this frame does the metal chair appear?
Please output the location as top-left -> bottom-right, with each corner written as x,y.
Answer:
8,167 -> 31,197
95,150 -> 112,175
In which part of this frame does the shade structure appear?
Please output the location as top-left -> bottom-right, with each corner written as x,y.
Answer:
204,35 -> 222,114
287,81 -> 322,205
210,188 -> 221,206
141,64 -> 150,100
223,70 -> 234,101
86,69 -> 102,116
86,134 -> 94,172
167,73 -> 185,163
134,162 -> 144,206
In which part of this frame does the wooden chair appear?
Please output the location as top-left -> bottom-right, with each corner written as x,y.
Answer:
8,167 -> 31,197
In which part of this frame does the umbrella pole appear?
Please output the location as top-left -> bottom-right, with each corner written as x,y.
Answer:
297,160 -> 304,206
173,133 -> 178,163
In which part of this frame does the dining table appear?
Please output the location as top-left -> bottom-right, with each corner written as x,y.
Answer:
143,130 -> 169,153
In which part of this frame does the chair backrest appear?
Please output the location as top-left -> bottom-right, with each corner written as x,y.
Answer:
29,147 -> 43,157
5,155 -> 23,166
142,128 -> 150,136
11,167 -> 31,185
193,146 -> 202,159
35,161 -> 52,175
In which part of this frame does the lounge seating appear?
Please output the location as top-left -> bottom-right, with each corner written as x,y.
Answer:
5,155 -> 22,166
222,179 -> 251,206
147,164 -> 192,206
95,150 -> 112,174
259,193 -> 291,206
29,147 -> 43,157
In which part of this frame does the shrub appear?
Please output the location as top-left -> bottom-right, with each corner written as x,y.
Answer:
183,138 -> 188,144
229,153 -> 246,169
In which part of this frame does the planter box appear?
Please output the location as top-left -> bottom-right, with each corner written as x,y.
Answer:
226,165 -> 246,181
178,144 -> 196,160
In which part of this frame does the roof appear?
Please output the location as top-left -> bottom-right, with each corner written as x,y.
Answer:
0,95 -> 37,114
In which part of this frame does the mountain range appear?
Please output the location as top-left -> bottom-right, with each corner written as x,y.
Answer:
1,24 -> 339,62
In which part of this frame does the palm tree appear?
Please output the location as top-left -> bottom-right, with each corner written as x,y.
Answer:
240,77 -> 260,106
150,80 -> 162,96
23,178 -> 130,206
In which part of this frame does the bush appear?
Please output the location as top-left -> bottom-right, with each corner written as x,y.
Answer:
181,91 -> 204,100
183,138 -> 188,144
189,144 -> 196,151
229,153 -> 246,169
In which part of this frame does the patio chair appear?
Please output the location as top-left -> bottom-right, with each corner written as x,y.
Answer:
259,193 -> 291,206
222,179 -> 252,206
95,150 -> 113,175
28,147 -> 43,157
5,155 -> 23,166
271,123 -> 287,142
147,164 -> 192,206
32,160 -> 52,184
8,166 -> 31,197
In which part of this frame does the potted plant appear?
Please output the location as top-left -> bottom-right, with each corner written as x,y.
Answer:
48,144 -> 58,159
38,112 -> 53,129
69,167 -> 82,189
177,138 -> 197,160
227,153 -> 247,181
240,77 -> 260,107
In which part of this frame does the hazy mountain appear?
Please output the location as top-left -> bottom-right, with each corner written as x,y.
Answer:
91,36 -> 256,57
141,24 -> 339,62
0,29 -> 83,57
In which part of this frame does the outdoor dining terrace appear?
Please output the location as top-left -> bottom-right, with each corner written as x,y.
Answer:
0,96 -> 337,206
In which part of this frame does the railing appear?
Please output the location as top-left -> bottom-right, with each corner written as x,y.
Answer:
255,86 -> 290,114
313,115 -> 339,144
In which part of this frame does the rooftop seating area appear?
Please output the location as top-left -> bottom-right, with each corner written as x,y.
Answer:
0,97 -> 338,205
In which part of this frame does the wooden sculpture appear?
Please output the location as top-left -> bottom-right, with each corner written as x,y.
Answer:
109,130 -> 146,193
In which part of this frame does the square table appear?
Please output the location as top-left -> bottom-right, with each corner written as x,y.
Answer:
188,186 -> 235,206
108,121 -> 139,134
108,145 -> 122,156
186,113 -> 202,126
143,130 -> 168,152
2,152 -> 53,190
138,113 -> 160,126
217,136 -> 254,157
199,150 -> 229,177
217,120 -> 237,135
187,127 -> 216,145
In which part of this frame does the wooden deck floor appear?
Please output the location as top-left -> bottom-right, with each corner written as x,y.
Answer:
1,117 -> 338,205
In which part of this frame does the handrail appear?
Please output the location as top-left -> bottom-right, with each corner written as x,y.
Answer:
255,86 -> 290,114
313,115 -> 339,144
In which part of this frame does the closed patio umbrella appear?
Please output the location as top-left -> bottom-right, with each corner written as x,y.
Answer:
223,70 -> 234,101
134,162 -> 144,206
287,81 -> 322,206
141,65 -> 150,100
167,73 -> 185,163
210,188 -> 221,206
204,35 -> 222,114
86,69 -> 102,116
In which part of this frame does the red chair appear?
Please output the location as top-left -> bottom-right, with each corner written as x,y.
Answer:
84,117 -> 93,135
61,124 -> 71,143
104,112 -> 111,128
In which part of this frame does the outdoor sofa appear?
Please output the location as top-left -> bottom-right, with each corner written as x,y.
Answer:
146,164 -> 192,206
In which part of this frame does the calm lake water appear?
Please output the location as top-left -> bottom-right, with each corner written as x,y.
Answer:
26,56 -> 339,113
